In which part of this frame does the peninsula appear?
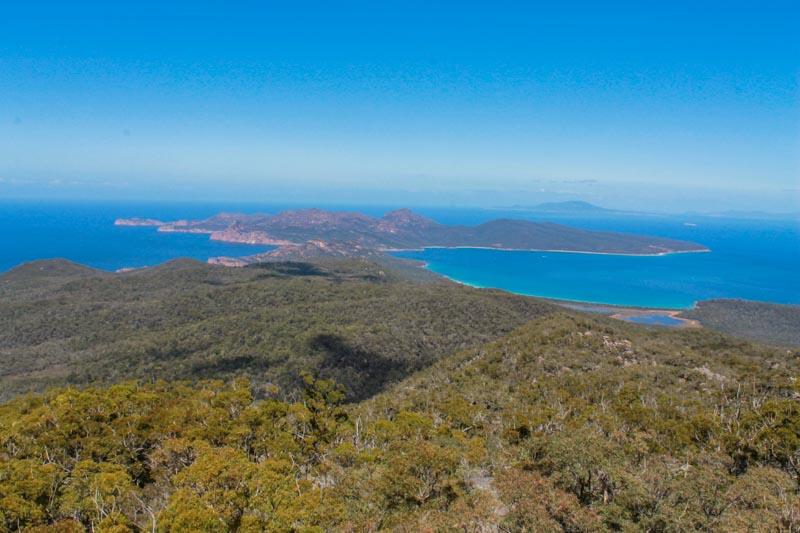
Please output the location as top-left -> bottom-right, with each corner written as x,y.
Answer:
115,208 -> 709,265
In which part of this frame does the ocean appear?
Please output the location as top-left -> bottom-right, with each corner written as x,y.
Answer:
0,200 -> 278,273
391,208 -> 800,309
1,200 -> 797,309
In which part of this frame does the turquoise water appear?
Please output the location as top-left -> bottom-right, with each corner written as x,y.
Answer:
1,200 -> 797,309
389,213 -> 799,309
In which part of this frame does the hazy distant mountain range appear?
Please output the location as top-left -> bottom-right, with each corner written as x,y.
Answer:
116,207 -> 708,265
496,200 -> 646,216
503,200 -> 618,213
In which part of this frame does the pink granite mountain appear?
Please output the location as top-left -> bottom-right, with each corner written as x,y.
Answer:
115,208 -> 709,265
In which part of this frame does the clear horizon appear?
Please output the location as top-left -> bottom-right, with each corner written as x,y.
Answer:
2,1 -> 798,212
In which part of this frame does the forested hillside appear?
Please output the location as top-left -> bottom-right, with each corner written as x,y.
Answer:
0,258 -> 553,401
2,258 -> 799,531
1,313 -> 798,531
681,299 -> 800,347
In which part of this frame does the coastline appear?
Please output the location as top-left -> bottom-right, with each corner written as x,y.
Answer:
114,215 -> 710,258
127,229 -> 710,258
406,259 -> 698,312
608,310 -> 700,328
382,245 -> 711,257
423,263 -> 699,327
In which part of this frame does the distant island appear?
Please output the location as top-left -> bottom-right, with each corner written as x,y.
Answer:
502,200 -> 619,213
495,200 -> 661,217
115,208 -> 708,265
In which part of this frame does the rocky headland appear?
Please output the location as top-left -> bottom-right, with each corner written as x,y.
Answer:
115,207 -> 710,266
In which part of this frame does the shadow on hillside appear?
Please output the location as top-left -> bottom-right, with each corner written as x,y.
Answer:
191,355 -> 267,375
309,333 -> 408,402
248,262 -> 331,278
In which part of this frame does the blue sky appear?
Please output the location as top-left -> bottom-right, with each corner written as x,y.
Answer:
1,1 -> 798,211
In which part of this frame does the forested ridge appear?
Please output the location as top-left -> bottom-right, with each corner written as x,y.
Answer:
681,299 -> 800,348
2,315 -> 800,531
1,259 -> 800,531
0,258 -> 552,402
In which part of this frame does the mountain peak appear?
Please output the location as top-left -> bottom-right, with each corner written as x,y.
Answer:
382,208 -> 438,227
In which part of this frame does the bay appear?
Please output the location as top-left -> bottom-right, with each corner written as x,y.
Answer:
390,209 -> 800,309
1,200 -> 797,309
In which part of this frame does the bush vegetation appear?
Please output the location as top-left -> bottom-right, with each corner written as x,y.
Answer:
0,258 -> 552,401
681,298 -> 800,348
2,259 -> 799,530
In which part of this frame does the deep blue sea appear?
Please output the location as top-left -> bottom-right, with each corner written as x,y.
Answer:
1,200 -> 798,309
0,200 -> 279,273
